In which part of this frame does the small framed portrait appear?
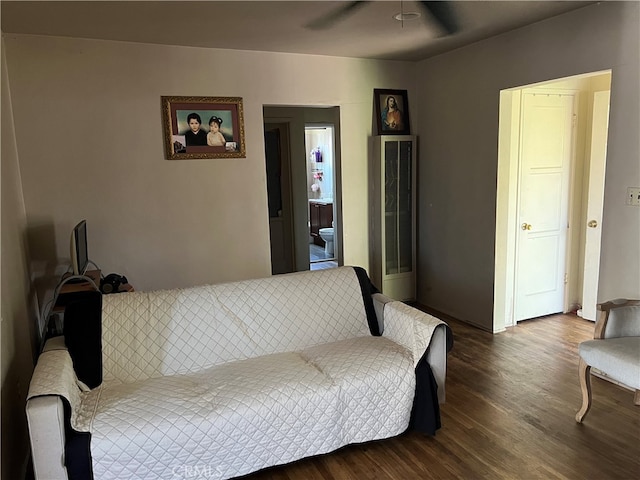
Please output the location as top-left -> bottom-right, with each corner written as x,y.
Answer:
374,89 -> 410,135
161,96 -> 246,159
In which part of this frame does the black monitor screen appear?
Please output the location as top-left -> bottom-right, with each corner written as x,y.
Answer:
72,220 -> 88,275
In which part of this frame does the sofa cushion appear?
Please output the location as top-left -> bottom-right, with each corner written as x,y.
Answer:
579,337 -> 640,389
101,267 -> 372,385
301,336 -> 415,444
85,351 -> 343,479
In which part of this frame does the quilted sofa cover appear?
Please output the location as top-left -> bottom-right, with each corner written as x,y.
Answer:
27,266 -> 449,480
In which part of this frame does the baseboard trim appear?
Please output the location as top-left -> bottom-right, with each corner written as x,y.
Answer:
410,302 -> 493,333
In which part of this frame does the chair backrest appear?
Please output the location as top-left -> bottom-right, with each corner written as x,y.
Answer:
604,304 -> 640,338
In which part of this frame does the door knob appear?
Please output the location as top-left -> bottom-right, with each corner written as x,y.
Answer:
521,223 -> 532,231
588,220 -> 598,228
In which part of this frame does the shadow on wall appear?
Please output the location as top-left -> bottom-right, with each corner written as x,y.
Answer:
1,356 -> 33,479
26,219 -> 61,343
1,222 -> 54,479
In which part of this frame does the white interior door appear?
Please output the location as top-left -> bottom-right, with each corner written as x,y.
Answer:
581,91 -> 610,320
514,92 -> 575,322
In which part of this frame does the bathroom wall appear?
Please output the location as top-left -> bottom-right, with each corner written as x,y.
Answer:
305,127 -> 334,201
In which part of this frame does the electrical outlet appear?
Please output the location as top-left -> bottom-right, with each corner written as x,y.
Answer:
627,187 -> 640,206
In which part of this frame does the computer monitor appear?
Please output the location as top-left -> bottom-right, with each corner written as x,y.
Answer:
70,220 -> 89,276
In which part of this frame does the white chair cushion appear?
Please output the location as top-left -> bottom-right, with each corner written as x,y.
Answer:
579,337 -> 640,389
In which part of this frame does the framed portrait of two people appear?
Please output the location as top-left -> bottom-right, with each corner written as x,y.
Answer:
374,89 -> 410,136
162,96 -> 246,159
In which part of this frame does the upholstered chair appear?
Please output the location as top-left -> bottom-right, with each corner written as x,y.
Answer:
576,299 -> 640,423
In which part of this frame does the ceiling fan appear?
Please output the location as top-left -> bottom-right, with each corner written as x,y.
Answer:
306,1 -> 459,35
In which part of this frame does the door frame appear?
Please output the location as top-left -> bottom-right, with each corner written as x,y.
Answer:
494,71 -> 611,332
263,106 -> 343,272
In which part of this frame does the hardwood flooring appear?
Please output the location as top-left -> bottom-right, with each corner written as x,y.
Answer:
241,313 -> 640,479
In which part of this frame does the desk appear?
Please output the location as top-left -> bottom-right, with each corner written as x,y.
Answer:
60,269 -> 101,292
53,270 -> 101,313
48,271 -> 133,337
55,270 -> 134,311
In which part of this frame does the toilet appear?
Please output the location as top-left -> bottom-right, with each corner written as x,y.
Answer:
318,227 -> 334,257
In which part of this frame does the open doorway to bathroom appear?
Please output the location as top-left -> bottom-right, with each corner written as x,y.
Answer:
263,106 -> 343,274
305,125 -> 338,271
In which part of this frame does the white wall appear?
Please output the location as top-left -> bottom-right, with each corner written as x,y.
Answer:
3,35 -> 415,291
416,1 -> 639,330
1,41 -> 38,480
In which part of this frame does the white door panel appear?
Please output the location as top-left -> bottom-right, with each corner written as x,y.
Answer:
581,91 -> 610,321
523,172 -> 563,230
515,92 -> 574,322
525,235 -> 561,294
523,107 -> 569,168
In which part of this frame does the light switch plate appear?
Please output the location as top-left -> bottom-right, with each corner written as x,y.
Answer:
627,187 -> 640,206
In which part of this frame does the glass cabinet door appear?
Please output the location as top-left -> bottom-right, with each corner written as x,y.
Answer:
384,140 -> 413,275
371,134 -> 416,301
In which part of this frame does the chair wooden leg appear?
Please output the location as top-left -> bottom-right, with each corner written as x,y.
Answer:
634,390 -> 640,406
576,358 -> 592,423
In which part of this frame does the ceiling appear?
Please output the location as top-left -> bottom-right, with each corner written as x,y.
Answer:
1,1 -> 595,61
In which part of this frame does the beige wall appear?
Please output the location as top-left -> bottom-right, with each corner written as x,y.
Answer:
2,2 -> 635,474
1,36 -> 414,475
3,35 -> 415,292
415,1 -> 639,330
1,41 -> 38,480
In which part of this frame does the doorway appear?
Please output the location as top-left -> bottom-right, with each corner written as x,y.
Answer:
494,71 -> 612,331
263,106 -> 343,274
264,123 -> 294,275
305,125 -> 338,270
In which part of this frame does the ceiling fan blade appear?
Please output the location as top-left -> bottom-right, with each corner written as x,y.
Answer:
419,1 -> 459,35
305,1 -> 369,30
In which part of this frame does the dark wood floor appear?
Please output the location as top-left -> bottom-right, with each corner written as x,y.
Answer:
242,313 -> 640,479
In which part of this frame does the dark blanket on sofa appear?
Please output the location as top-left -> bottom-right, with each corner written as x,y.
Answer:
412,322 -> 453,434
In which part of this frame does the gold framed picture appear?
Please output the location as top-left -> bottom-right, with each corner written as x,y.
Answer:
161,96 -> 246,159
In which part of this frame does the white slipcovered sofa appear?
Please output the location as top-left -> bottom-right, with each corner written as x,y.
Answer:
27,267 -> 450,480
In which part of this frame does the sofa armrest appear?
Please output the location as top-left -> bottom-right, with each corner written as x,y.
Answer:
372,292 -> 394,334
26,395 -> 68,480
376,299 -> 449,403
26,336 -> 81,480
426,324 -> 448,404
